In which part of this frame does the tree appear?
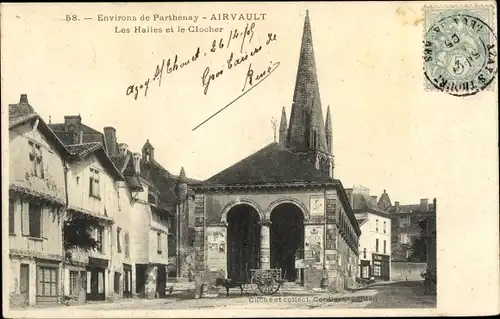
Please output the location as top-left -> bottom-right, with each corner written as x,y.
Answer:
63,212 -> 102,260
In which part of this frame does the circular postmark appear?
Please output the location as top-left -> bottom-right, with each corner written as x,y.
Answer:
424,14 -> 498,96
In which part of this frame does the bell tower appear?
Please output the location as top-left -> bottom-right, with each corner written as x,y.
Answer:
283,10 -> 334,177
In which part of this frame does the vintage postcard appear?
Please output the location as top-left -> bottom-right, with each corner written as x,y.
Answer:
1,1 -> 498,318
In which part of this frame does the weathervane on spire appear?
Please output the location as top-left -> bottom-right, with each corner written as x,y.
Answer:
271,117 -> 277,142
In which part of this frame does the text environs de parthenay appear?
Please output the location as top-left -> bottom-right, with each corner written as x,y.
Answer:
98,13 -> 267,23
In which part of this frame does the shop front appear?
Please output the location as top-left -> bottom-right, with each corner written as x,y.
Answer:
372,254 -> 390,281
86,257 -> 109,301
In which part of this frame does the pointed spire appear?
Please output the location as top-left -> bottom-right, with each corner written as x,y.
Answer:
279,107 -> 287,146
287,10 -> 328,152
325,105 -> 332,153
177,167 -> 187,184
175,167 -> 188,200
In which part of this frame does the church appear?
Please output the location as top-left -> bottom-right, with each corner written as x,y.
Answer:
191,10 -> 360,292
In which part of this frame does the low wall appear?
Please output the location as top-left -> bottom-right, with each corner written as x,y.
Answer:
391,262 -> 427,281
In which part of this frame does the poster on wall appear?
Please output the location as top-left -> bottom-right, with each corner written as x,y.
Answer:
309,196 -> 325,217
325,225 -> 337,250
304,225 -> 323,264
206,227 -> 226,272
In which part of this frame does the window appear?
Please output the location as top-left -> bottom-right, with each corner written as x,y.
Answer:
157,232 -> 162,254
95,226 -> 104,253
9,199 -> 15,234
28,141 -> 44,177
384,240 -> 387,254
376,219 -> 379,232
363,248 -> 367,259
399,216 -> 411,227
29,202 -> 42,238
400,233 -> 409,244
124,232 -> 130,258
375,238 -> 379,252
114,272 -> 121,294
20,264 -> 29,294
383,221 -> 387,233
117,227 -> 122,253
37,266 -> 58,296
89,168 -> 101,198
69,271 -> 78,296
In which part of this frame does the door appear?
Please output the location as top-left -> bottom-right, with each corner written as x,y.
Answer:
123,265 -> 132,298
87,269 -> 105,301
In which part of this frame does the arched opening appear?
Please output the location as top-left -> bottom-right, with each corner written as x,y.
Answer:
226,205 -> 261,283
270,203 -> 305,282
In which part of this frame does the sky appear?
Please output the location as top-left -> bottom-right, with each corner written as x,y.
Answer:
1,2 -> 497,204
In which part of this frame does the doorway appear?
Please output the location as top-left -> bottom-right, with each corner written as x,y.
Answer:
226,205 -> 261,283
86,268 -> 105,301
270,203 -> 304,282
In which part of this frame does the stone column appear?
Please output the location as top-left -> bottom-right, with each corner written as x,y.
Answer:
260,222 -> 271,269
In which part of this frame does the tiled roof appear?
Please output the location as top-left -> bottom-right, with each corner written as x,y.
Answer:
66,142 -> 103,158
66,142 -> 124,181
201,142 -> 334,186
8,102 -> 36,127
8,96 -> 71,158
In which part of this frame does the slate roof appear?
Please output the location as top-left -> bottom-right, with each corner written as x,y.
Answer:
388,203 -> 436,215
49,123 -> 106,146
200,142 -> 334,186
352,192 -> 390,217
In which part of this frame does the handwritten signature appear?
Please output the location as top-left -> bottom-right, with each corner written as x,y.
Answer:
192,60 -> 280,131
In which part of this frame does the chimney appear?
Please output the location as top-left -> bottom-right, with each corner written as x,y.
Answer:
118,143 -> 129,155
20,94 -> 29,104
371,195 -> 378,204
420,198 -> 429,212
103,127 -> 117,156
395,201 -> 400,211
133,152 -> 142,174
345,188 -> 354,207
64,115 -> 82,127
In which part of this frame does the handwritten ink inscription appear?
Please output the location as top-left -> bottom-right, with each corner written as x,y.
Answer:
126,23 -> 277,100
126,22 -> 280,131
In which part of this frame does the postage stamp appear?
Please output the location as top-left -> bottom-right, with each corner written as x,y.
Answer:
423,5 -> 498,96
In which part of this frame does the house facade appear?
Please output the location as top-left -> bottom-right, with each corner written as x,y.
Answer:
348,187 -> 392,281
379,193 -> 436,262
8,95 -> 70,306
63,141 -> 126,302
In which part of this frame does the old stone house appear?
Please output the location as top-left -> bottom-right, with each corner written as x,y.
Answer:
8,94 -> 70,306
348,187 -> 392,281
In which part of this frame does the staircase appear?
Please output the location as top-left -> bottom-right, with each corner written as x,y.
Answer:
279,282 -> 307,293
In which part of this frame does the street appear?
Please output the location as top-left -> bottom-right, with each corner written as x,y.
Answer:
6,280 -> 435,317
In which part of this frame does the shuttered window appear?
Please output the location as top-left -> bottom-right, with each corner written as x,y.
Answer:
20,264 -> 29,294
9,199 -> 15,234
